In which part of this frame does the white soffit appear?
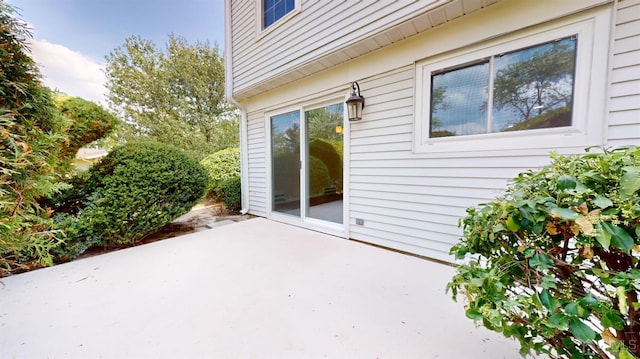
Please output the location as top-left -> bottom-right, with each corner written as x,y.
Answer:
234,0 -> 501,99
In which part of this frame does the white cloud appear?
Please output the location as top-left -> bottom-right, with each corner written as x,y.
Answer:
28,39 -> 107,105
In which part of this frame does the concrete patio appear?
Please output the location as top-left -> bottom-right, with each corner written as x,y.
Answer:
1,218 -> 527,358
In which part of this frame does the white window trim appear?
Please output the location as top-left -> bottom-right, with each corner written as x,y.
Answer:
255,0 -> 301,39
413,8 -> 611,154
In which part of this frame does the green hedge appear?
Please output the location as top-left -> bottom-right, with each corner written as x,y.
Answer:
221,176 -> 241,211
55,95 -> 119,167
309,139 -> 341,183
200,147 -> 240,201
53,141 -> 208,260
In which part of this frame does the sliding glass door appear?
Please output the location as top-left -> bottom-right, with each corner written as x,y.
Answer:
270,102 -> 344,225
271,111 -> 301,217
305,103 -> 343,224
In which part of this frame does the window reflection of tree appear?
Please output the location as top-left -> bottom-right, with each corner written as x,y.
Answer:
272,122 -> 300,155
493,38 -> 576,131
430,86 -> 456,137
428,36 -> 577,137
306,105 -> 344,208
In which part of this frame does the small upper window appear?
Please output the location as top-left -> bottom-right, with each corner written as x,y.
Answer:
263,0 -> 295,28
430,36 -> 577,138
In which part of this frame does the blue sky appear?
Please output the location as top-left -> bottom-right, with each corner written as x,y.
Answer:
7,0 -> 225,104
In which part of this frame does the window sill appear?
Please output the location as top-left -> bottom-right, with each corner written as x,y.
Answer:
413,126 -> 601,154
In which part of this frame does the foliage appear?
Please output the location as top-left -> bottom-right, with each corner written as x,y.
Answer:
308,155 -> 332,197
200,147 -> 240,201
430,129 -> 457,137
52,142 -> 209,260
505,106 -> 571,132
220,176 -> 241,212
0,4 -> 68,275
309,139 -> 342,191
447,147 -> 640,358
272,121 -> 299,156
54,95 -> 119,171
307,105 -> 343,142
104,34 -> 238,160
430,86 -> 453,137
199,148 -> 242,211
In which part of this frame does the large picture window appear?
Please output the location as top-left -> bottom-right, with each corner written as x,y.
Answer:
430,37 -> 577,137
414,11 -> 609,153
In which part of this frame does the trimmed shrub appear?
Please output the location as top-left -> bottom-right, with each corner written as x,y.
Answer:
309,139 -> 342,183
200,147 -> 240,200
308,155 -> 332,197
447,147 -> 640,358
220,176 -> 241,212
54,95 -> 119,167
53,141 -> 208,259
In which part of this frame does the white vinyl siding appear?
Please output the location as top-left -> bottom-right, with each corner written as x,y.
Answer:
235,1 -> 436,88
608,0 -> 640,146
228,0 -> 502,97
348,67 -> 570,260
231,0 -> 640,262
247,111 -> 268,217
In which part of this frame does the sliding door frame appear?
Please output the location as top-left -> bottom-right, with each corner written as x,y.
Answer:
265,96 -> 350,238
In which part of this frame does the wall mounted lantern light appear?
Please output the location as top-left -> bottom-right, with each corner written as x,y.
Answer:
346,81 -> 365,121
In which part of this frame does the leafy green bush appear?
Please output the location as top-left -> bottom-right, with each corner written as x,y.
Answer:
308,156 -> 332,197
53,141 -> 208,260
309,139 -> 342,187
447,147 -> 640,358
220,176 -> 241,212
200,147 -> 240,200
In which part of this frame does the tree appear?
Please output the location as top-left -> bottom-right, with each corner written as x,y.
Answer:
104,34 -> 237,160
0,4 -> 122,275
429,86 -> 456,137
271,122 -> 300,155
0,3 -> 68,273
307,106 -> 343,142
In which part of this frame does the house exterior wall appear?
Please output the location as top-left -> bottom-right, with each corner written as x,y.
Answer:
609,0 -> 640,145
230,0 -> 437,93
231,0 -> 640,262
228,0 -> 496,98
246,110 -> 268,217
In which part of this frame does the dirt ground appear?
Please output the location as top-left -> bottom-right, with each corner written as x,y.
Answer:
142,200 -> 252,242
